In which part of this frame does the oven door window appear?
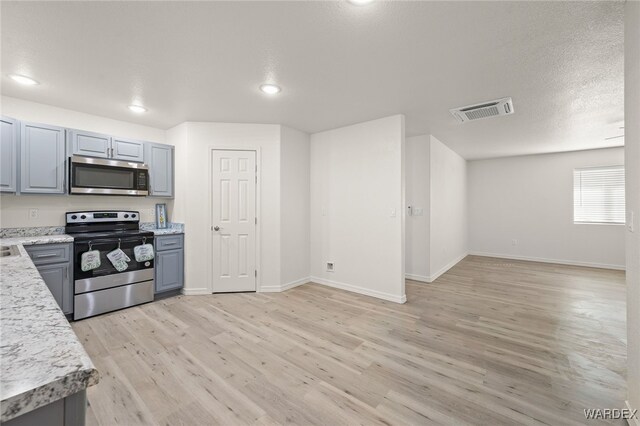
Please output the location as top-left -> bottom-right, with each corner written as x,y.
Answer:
75,239 -> 153,279
73,164 -> 135,190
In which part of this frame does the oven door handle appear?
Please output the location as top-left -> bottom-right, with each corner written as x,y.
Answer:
77,237 -> 151,246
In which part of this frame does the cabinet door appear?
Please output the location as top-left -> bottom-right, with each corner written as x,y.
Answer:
69,129 -> 111,159
155,249 -> 184,293
145,143 -> 174,197
20,122 -> 66,194
0,116 -> 18,192
112,137 -> 144,162
37,263 -> 72,314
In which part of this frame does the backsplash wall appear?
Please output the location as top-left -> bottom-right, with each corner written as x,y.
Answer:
0,195 -> 173,228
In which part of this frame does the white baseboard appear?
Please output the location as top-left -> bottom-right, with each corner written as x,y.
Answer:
310,276 -> 407,304
468,251 -> 625,271
282,277 -> 310,291
626,400 -> 640,426
405,273 -> 430,283
260,277 -> 310,293
428,252 -> 468,282
181,287 -> 210,296
405,253 -> 468,283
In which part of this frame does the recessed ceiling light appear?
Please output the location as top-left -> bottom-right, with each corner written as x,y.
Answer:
128,104 -> 147,113
259,84 -> 281,95
9,74 -> 39,86
348,0 -> 374,5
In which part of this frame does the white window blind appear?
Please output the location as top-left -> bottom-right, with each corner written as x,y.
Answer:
573,166 -> 625,224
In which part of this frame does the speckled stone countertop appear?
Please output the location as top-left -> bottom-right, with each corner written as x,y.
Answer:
140,222 -> 185,235
0,238 -> 99,422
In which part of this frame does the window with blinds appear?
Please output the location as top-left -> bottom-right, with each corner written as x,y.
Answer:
573,166 -> 625,224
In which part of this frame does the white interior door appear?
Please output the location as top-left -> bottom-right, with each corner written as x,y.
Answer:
211,150 -> 257,292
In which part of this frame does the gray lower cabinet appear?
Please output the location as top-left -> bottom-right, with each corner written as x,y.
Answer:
4,389 -> 87,426
37,263 -> 73,314
155,234 -> 184,294
20,122 -> 66,194
25,243 -> 73,315
1,116 -> 19,192
145,143 -> 174,197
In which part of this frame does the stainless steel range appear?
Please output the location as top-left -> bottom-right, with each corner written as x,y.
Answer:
66,210 -> 155,320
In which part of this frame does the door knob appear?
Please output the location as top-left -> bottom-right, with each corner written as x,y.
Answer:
213,226 -> 220,231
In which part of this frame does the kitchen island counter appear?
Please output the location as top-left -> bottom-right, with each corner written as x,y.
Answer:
0,239 -> 98,423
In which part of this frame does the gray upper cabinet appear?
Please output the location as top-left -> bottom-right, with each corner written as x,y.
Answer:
1,116 -> 19,193
69,129 -> 111,159
145,143 -> 174,197
112,137 -> 144,162
69,129 -> 145,163
20,122 -> 66,194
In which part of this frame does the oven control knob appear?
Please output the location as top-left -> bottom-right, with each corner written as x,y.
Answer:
71,215 -> 77,220
131,214 -> 137,218
124,214 -> 129,218
80,215 -> 86,219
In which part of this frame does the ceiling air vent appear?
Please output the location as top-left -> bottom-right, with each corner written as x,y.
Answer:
450,97 -> 514,123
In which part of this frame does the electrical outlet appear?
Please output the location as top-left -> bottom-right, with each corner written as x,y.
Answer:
414,208 -> 424,216
326,262 -> 335,272
512,239 -> 518,246
28,209 -> 39,220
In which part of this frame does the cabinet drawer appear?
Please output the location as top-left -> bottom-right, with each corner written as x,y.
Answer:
155,234 -> 183,251
25,244 -> 71,266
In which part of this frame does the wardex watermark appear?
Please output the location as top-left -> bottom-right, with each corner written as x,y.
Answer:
584,408 -> 638,420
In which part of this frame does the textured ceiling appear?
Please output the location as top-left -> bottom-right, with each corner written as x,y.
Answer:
0,1 -> 624,159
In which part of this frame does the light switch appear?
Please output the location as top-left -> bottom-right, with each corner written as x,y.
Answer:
414,208 -> 423,216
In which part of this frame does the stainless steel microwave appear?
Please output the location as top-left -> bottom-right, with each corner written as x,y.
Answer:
69,156 -> 149,196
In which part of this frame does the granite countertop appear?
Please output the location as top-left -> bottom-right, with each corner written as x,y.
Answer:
150,228 -> 184,235
0,239 -> 99,422
140,222 -> 185,236
0,234 -> 74,246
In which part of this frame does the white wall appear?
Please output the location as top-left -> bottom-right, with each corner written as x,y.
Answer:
625,0 -> 640,417
168,122 -> 282,295
310,115 -> 406,303
468,147 -> 626,269
429,135 -> 468,280
405,135 -> 430,281
279,126 -> 311,289
0,96 -> 171,227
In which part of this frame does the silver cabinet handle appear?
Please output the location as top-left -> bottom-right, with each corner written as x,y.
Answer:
35,253 -> 58,258
164,242 -> 177,245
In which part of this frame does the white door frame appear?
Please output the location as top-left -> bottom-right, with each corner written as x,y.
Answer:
208,146 -> 262,293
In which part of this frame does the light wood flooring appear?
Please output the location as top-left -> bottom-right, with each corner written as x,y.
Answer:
72,255 -> 627,425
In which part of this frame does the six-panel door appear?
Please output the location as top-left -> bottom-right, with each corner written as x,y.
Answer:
211,150 -> 257,293
20,122 -> 66,194
1,116 -> 18,192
